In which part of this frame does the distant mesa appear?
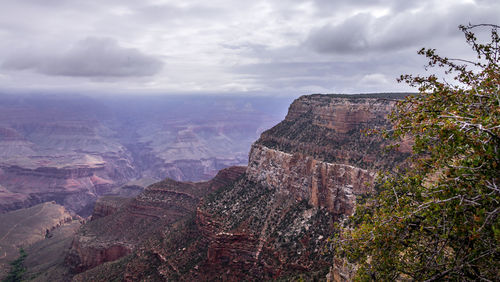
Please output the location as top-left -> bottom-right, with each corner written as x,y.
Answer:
0,94 -> 289,216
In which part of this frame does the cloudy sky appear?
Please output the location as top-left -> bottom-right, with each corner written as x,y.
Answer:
0,0 -> 498,96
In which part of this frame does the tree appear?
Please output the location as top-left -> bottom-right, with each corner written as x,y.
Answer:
335,24 -> 500,281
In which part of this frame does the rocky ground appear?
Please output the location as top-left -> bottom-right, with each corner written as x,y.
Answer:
0,202 -> 79,280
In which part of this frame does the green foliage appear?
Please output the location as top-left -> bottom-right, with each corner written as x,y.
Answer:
336,24 -> 500,281
3,248 -> 27,282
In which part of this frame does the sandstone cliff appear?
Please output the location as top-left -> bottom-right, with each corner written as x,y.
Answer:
256,94 -> 409,170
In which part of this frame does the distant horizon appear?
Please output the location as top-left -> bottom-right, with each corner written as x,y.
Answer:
0,88 -> 417,98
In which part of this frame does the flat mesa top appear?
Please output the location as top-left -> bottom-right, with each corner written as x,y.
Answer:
306,93 -> 413,100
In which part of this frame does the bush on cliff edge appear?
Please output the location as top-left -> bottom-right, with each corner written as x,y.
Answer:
336,24 -> 500,281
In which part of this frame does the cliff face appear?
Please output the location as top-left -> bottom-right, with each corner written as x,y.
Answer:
91,196 -> 131,220
68,94 -> 408,281
247,145 -> 374,216
257,94 -> 409,170
66,166 -> 246,274
244,94 -> 407,217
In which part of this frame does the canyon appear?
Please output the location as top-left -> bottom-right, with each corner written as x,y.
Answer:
0,94 -> 290,216
62,93 -> 409,281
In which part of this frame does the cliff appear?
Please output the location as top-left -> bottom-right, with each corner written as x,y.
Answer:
91,196 -> 132,220
256,94 -> 409,170
67,93 -> 408,281
247,145 -> 374,216
0,162 -> 136,216
66,166 -> 246,274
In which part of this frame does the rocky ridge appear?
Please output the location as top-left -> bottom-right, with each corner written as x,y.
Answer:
66,166 -> 246,274
257,93 -> 410,170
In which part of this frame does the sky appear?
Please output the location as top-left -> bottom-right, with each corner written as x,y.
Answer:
0,0 -> 498,96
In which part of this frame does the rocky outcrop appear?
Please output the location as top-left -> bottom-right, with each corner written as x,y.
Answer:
66,239 -> 133,274
247,144 -> 374,216
0,94 -> 287,216
91,196 -> 131,220
66,166 -> 246,274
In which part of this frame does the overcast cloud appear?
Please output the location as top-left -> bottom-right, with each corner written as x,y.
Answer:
0,0 -> 497,95
3,37 -> 163,77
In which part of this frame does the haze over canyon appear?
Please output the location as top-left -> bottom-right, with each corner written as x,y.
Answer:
0,94 -> 292,217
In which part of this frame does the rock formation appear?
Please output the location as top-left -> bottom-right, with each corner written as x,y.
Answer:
66,166 -> 246,274
67,93 -> 408,281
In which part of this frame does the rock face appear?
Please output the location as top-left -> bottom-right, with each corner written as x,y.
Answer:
257,93 -> 410,170
247,145 -> 374,216
66,93 -> 408,281
66,166 -> 246,274
91,196 -> 132,220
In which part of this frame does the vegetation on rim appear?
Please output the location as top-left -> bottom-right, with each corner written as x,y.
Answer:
3,249 -> 27,282
335,24 -> 500,281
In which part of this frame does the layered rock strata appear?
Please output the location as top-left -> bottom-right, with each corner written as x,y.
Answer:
247,145 -> 374,216
257,93 -> 410,170
68,93 -> 408,281
0,158 -> 136,216
66,166 -> 246,274
0,94 -> 287,216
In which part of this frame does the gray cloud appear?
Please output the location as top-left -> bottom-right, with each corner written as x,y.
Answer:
2,37 -> 163,77
307,14 -> 374,54
305,2 -> 499,55
0,0 -> 498,94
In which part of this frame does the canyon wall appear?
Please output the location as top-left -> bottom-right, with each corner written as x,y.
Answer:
66,166 -> 246,274
68,93 -> 408,281
0,157 -> 136,216
246,94 -> 410,216
247,144 -> 374,216
178,94 -> 408,280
